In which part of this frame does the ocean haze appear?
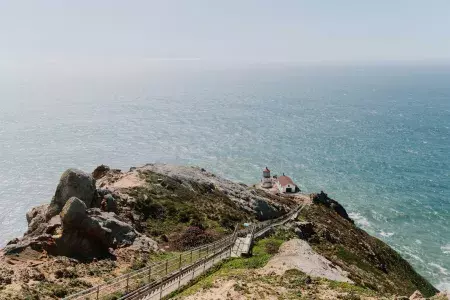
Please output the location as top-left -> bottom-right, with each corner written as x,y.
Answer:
0,64 -> 449,290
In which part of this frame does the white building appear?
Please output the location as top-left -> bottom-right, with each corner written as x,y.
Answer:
261,167 -> 273,188
276,174 -> 298,193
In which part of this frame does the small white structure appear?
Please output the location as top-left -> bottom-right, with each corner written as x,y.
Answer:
276,174 -> 297,193
261,167 -> 273,188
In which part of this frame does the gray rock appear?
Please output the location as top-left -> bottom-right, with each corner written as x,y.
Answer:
60,197 -> 87,229
129,236 -> 159,253
47,169 -> 96,219
26,204 -> 49,236
26,204 -> 48,224
52,200 -> 139,258
252,198 -> 284,221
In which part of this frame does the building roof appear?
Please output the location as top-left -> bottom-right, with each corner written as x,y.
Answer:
277,175 -> 296,187
263,167 -> 270,172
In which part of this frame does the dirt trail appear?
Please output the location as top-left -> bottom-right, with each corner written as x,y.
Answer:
260,238 -> 352,283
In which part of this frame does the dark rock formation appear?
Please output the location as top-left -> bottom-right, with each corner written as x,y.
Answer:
311,191 -> 353,223
92,164 -> 110,180
292,221 -> 315,240
46,169 -> 97,220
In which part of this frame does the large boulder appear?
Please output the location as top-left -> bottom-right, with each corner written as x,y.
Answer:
47,169 -> 97,220
54,199 -> 138,258
60,197 -> 87,229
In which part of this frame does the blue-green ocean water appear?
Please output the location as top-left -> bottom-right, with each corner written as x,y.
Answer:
0,64 -> 449,289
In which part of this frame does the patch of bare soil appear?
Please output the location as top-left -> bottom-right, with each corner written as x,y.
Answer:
261,238 -> 352,283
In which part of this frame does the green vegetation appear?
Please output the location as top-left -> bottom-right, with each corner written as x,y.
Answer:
221,236 -> 284,270
172,233 -> 288,298
21,279 -> 92,299
100,291 -> 124,300
300,204 -> 438,297
169,232 -> 387,300
124,170 -> 253,249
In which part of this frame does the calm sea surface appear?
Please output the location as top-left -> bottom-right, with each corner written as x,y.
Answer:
0,64 -> 449,289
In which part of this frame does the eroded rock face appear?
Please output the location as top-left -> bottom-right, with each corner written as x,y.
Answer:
46,169 -> 97,220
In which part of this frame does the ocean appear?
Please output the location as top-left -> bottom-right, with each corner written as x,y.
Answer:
0,63 -> 449,290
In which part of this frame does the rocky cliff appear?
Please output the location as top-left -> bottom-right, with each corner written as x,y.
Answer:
0,164 -> 440,299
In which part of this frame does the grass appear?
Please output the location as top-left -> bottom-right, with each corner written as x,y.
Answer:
171,234 -> 288,299
124,170 -> 253,247
299,204 -> 438,297
335,246 -> 382,276
327,280 -> 377,296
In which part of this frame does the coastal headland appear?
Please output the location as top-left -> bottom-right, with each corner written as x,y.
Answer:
0,164 -> 445,300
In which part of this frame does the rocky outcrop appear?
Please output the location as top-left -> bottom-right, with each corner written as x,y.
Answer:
46,169 -> 97,220
137,164 -> 290,220
311,191 -> 353,223
92,164 -> 111,180
0,163 -> 441,300
54,197 -> 149,258
4,169 -> 156,260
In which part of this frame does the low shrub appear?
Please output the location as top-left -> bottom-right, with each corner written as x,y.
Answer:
173,226 -> 214,250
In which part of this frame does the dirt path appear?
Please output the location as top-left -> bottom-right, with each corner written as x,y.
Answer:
260,239 -> 352,283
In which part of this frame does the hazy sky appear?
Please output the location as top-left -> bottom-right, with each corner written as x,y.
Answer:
1,0 -> 450,69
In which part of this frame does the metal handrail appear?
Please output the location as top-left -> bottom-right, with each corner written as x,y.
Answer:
64,205 -> 302,300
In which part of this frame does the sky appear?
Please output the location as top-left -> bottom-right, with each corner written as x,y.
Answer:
1,0 -> 450,72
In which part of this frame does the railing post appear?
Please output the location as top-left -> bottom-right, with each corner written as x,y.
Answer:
96,285 -> 100,300
165,260 -> 168,275
126,273 -> 130,293
148,265 -> 152,283
179,254 -> 182,270
190,250 -> 193,263
203,255 -> 206,272
159,280 -> 163,299
206,245 -> 209,256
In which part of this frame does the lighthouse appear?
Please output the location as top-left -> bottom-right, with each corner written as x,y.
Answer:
261,167 -> 273,188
